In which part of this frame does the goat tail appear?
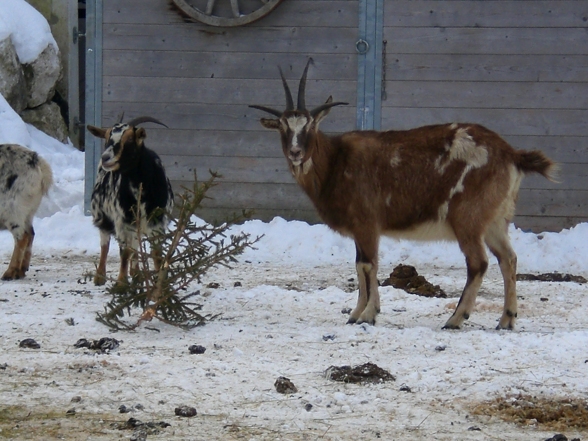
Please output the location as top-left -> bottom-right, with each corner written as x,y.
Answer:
516,150 -> 559,183
38,156 -> 54,195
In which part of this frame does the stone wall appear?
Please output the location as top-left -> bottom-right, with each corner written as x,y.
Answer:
0,0 -> 68,143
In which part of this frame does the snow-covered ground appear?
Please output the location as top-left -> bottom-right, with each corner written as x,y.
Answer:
1,1 -> 587,439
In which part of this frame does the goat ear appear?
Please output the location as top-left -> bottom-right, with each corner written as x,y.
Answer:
135,127 -> 146,146
87,125 -> 107,139
260,118 -> 280,130
313,96 -> 334,126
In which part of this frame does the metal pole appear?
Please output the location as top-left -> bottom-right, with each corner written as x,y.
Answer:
356,0 -> 383,131
84,0 -> 102,215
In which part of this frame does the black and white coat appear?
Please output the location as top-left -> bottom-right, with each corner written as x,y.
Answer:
0,144 -> 53,280
87,121 -> 173,285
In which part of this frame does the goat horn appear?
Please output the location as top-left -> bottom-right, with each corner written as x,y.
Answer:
310,100 -> 349,117
278,66 -> 294,111
249,104 -> 283,117
117,111 -> 125,123
297,58 -> 312,111
126,116 -> 169,128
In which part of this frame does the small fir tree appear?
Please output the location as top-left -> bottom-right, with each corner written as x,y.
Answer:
96,172 -> 260,330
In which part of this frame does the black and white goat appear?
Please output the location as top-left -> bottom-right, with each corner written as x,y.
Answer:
87,117 -> 173,286
0,144 -> 53,280
251,60 -> 557,330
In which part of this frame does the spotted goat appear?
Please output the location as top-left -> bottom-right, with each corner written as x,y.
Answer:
87,117 -> 173,286
0,144 -> 53,280
250,60 -> 557,330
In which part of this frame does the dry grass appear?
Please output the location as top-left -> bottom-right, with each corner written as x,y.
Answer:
0,405 -> 116,440
472,393 -> 588,431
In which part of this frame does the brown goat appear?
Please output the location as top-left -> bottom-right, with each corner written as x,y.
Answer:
250,60 -> 557,330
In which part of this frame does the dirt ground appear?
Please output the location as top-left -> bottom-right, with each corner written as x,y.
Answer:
1,254 -> 587,441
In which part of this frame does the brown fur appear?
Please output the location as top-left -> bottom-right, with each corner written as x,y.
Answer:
252,64 -> 556,330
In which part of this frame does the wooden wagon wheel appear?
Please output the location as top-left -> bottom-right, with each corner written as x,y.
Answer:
171,0 -> 283,27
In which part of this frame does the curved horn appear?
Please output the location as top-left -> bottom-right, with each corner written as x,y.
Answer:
126,116 -> 168,128
278,66 -> 294,111
249,104 -> 283,117
310,99 -> 349,117
117,111 -> 125,123
297,58 -> 312,111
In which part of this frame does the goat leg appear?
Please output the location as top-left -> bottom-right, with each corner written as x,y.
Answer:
485,220 -> 518,330
94,231 -> 110,285
116,245 -> 132,286
2,232 -> 30,280
20,226 -> 35,275
348,242 -> 380,325
443,239 -> 488,329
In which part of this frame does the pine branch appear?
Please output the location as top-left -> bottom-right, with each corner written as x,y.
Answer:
96,172 -> 261,330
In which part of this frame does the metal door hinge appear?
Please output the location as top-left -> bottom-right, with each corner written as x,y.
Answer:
73,26 -> 86,44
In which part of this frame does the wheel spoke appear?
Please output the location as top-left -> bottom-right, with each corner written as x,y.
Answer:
205,0 -> 216,15
172,0 -> 283,27
230,0 -> 240,18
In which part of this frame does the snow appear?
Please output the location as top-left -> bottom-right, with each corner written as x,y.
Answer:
0,0 -> 57,63
0,1 -> 587,439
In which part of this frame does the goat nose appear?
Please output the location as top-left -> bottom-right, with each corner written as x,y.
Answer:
290,147 -> 302,158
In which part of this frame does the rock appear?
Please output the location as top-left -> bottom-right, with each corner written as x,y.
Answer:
19,338 -> 40,349
325,362 -> 396,384
20,101 -> 68,142
0,37 -> 27,112
123,418 -> 143,429
130,429 -> 147,441
73,337 -> 120,353
22,43 -> 61,108
274,376 -> 298,394
174,405 -> 197,417
188,345 -> 206,354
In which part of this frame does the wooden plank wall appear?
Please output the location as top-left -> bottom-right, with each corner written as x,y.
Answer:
383,1 -> 588,232
101,0 -> 358,223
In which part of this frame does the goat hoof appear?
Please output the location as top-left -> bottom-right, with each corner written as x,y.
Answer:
442,323 -> 461,330
2,269 -> 23,280
346,317 -> 357,325
94,275 -> 106,286
495,323 -> 514,331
